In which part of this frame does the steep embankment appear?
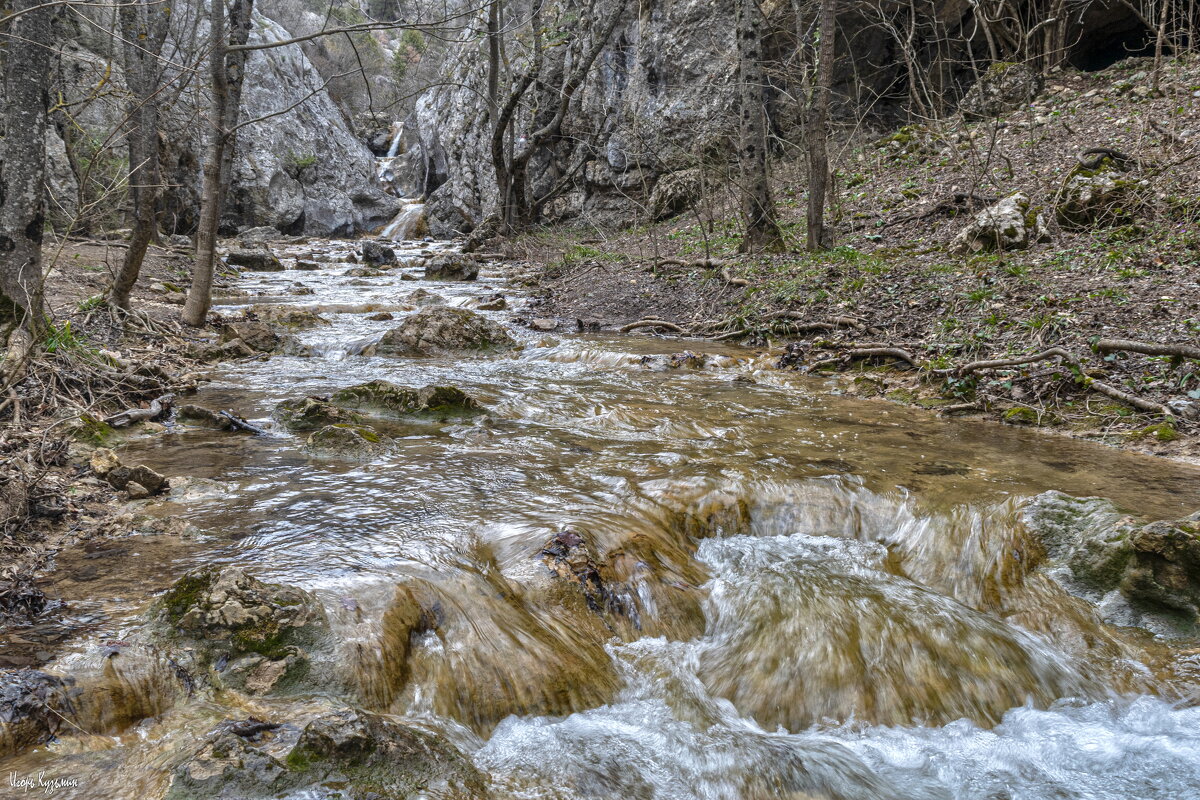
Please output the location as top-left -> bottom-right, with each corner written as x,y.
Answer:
506,56 -> 1200,459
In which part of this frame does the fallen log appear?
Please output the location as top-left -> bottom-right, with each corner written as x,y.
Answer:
846,347 -> 919,366
219,410 -> 271,435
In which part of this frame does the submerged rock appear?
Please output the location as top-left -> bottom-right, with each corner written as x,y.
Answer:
950,192 -> 1050,254
249,305 -> 331,329
469,294 -> 507,311
176,404 -> 235,430
330,381 -> 482,420
274,397 -> 367,431
165,708 -> 486,800
424,253 -> 479,281
303,424 -> 389,459
226,249 -> 285,272
0,669 -> 71,756
345,266 -> 385,278
373,307 -> 516,356
400,288 -> 446,307
151,566 -> 331,694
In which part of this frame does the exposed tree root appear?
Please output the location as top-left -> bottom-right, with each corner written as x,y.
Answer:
104,393 -> 176,427
619,319 -> 687,334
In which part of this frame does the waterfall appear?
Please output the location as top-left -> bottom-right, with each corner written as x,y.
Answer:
381,200 -> 427,241
386,122 -> 404,158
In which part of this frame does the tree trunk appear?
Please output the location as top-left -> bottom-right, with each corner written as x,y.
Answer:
1152,0 -> 1170,93
735,0 -> 784,253
110,0 -> 170,313
806,0 -> 836,251
0,0 -> 52,382
183,0 -> 254,328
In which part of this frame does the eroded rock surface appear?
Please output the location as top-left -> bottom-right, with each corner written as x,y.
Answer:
373,307 -> 516,356
950,192 -> 1051,254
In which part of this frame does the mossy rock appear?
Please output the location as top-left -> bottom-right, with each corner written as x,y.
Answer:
274,397 -> 367,431
166,709 -> 486,800
150,567 -> 332,694
374,307 -> 517,356
303,424 -> 389,459
67,413 -> 121,446
1133,422 -> 1179,443
330,380 -> 483,420
1002,407 -> 1041,425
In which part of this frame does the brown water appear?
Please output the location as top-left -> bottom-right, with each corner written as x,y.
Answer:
5,238 -> 1200,799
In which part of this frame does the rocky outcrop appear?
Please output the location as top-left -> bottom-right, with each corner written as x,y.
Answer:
960,62 -> 1043,119
648,168 -> 703,221
1022,491 -> 1200,635
950,192 -> 1051,254
1055,158 -> 1149,228
166,708 -> 487,800
373,307 -> 517,356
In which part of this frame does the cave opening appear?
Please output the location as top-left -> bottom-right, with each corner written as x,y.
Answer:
1068,4 -> 1161,71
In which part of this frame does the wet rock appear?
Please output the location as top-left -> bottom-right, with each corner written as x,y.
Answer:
648,167 -> 701,221
274,397 -> 367,431
361,240 -> 397,266
90,447 -> 121,476
94,450 -> 168,496
950,192 -> 1051,254
165,708 -> 486,800
529,318 -> 558,332
303,425 -> 389,459
294,260 -> 321,271
345,266 -> 384,278
151,566 -> 331,693
470,294 -> 507,311
220,319 -> 280,352
249,305 -> 330,329
399,272 -> 419,281
45,643 -> 185,737
0,669 -> 71,756
367,311 -> 394,321
1023,491 -> 1200,634
126,481 -> 151,499
176,404 -> 235,430
225,249 -> 285,272
1055,159 -> 1149,229
424,253 -> 479,281
401,288 -> 446,307
960,62 -> 1042,120
374,307 -> 516,356
330,380 -> 483,420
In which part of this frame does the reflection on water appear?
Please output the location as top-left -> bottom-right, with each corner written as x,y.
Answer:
5,238 -> 1200,798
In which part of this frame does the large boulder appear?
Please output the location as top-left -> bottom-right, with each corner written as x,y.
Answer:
648,167 -> 702,221
150,567 -> 332,694
423,253 -> 479,282
225,249 -> 285,272
1022,491 -> 1200,635
362,241 -> 397,266
950,192 -> 1050,254
960,62 -> 1043,120
220,319 -> 280,352
330,381 -> 483,420
1055,158 -> 1149,229
165,709 -> 486,800
373,307 -> 516,356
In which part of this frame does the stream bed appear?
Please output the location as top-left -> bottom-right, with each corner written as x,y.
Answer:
5,237 -> 1200,799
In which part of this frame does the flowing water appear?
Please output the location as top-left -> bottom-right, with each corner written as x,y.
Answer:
5,237 -> 1200,798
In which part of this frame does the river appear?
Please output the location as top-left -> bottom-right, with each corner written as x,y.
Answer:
5,237 -> 1200,799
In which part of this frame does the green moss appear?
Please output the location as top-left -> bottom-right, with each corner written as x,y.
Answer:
159,571 -> 215,626
69,413 -> 119,446
885,388 -> 917,404
1003,407 -> 1040,425
1134,422 -> 1179,442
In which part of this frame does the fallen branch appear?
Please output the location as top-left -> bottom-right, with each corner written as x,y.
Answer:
1080,378 -> 1174,417
103,393 -> 176,427
949,347 -> 1077,376
1095,339 -> 1200,360
219,411 -> 271,435
619,319 -> 687,334
719,267 -> 750,287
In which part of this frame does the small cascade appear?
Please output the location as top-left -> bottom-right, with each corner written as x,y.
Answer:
386,122 -> 404,158
380,200 -> 427,241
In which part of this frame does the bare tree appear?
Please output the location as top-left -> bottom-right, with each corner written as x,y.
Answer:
0,0 -> 53,383
484,0 -> 626,236
735,0 -> 784,252
805,0 -> 837,250
182,0 -> 254,328
108,0 -> 171,314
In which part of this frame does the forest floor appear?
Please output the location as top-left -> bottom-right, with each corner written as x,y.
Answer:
502,54 -> 1200,462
